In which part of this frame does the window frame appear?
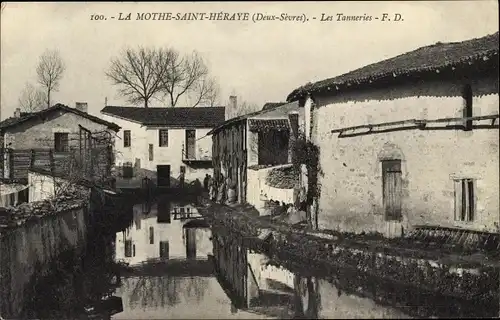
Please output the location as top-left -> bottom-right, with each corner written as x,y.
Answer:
54,132 -> 69,153
148,144 -> 154,161
454,178 -> 476,222
149,226 -> 154,244
124,240 -> 133,257
159,129 -> 169,147
123,130 -> 131,148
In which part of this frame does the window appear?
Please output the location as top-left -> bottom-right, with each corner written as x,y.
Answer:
123,130 -> 131,147
149,144 -> 154,161
149,226 -> 154,244
454,178 -> 475,222
54,133 -> 69,152
159,129 -> 169,147
124,240 -> 132,257
462,84 -> 473,131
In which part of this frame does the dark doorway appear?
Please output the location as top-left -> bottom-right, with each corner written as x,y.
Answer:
157,197 -> 172,224
258,130 -> 290,165
159,241 -> 170,260
157,165 -> 171,187
185,228 -> 197,259
185,130 -> 196,159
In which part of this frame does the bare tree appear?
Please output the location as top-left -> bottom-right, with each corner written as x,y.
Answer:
107,47 -> 219,108
18,82 -> 47,112
106,47 -> 173,108
36,49 -> 66,108
193,77 -> 220,107
206,80 -> 221,107
159,50 -> 219,108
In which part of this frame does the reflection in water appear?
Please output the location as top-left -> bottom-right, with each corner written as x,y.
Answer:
112,196 -> 272,319
125,276 -> 209,310
111,197 -> 498,319
23,214 -> 126,319
115,198 -> 212,265
210,226 -> 498,319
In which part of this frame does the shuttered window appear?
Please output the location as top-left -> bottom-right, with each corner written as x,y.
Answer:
454,178 -> 475,222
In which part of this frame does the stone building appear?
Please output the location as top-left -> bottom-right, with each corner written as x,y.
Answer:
0,102 -> 120,183
209,99 -> 304,211
287,32 -> 499,236
100,105 -> 225,188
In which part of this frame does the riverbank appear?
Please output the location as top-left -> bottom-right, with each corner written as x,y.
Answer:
196,198 -> 499,316
0,196 -> 88,318
0,181 -> 129,319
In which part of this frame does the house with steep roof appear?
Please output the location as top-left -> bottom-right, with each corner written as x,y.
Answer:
287,32 -> 499,236
208,99 -> 304,211
0,102 -> 121,205
100,105 -> 225,188
0,103 -> 120,151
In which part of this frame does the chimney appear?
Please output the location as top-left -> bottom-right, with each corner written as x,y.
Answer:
227,95 -> 237,119
14,108 -> 21,118
75,102 -> 88,113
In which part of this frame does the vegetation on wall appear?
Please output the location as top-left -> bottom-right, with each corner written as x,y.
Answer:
265,165 -> 299,189
291,133 -> 322,205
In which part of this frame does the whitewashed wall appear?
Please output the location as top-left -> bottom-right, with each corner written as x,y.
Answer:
246,165 -> 295,214
100,113 -> 214,183
312,75 -> 499,234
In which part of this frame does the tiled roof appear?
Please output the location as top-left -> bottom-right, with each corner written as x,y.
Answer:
248,119 -> 290,132
101,106 -> 225,127
287,32 -> 500,101
0,104 -> 121,132
208,101 -> 300,135
262,102 -> 288,111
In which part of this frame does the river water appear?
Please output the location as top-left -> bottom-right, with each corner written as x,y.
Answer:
27,195 -> 499,319
110,196 -> 271,319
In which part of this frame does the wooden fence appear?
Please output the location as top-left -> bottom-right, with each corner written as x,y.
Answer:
0,146 -> 113,185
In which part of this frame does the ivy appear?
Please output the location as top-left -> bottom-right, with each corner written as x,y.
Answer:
291,133 -> 322,205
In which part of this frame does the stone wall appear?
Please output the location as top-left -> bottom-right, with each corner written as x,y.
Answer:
247,165 -> 296,214
3,109 -> 113,150
0,203 -> 87,318
312,74 -> 499,235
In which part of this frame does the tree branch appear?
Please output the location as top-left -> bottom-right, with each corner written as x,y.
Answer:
36,49 -> 66,108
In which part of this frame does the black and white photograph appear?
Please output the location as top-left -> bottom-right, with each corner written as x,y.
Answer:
0,1 -> 499,319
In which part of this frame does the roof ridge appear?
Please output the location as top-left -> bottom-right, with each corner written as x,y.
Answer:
287,31 -> 499,101
0,103 -> 121,131
334,32 -> 499,82
104,105 -> 225,109
100,104 -> 226,127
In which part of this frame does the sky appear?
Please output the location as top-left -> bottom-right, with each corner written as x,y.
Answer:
1,1 -> 498,120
